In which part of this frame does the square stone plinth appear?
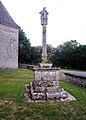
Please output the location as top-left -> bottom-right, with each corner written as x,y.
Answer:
34,67 -> 60,86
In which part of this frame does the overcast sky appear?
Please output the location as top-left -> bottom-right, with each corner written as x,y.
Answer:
2,0 -> 86,47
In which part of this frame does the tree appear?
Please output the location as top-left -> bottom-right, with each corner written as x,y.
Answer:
18,29 -> 31,64
30,46 -> 42,65
72,45 -> 86,70
47,44 -> 55,62
51,40 -> 79,68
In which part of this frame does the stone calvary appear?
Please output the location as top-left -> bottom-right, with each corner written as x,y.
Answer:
24,7 -> 76,102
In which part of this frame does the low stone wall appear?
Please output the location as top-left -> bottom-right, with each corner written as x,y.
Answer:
19,64 -> 38,70
64,72 -> 86,87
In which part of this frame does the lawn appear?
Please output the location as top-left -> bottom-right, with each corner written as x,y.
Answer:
0,69 -> 86,120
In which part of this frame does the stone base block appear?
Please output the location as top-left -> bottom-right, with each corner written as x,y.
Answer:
24,67 -> 76,102
46,86 -> 61,92
46,92 -> 61,100
24,84 -> 76,102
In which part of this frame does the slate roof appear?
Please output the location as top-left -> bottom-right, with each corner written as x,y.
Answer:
0,1 -> 20,29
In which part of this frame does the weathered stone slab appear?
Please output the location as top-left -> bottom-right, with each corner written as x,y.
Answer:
32,93 -> 46,100
34,86 -> 45,92
60,91 -> 69,98
46,86 -> 60,92
39,63 -> 52,68
46,92 -> 61,100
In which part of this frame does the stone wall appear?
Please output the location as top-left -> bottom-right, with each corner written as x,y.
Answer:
64,73 -> 86,87
0,24 -> 19,69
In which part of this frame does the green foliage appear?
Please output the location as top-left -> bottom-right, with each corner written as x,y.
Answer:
18,30 -> 55,65
72,45 -> 86,70
19,29 -> 31,64
47,44 -> 55,62
19,29 -> 42,65
18,30 -> 86,70
0,69 -> 86,120
30,46 -> 42,65
51,40 -> 86,70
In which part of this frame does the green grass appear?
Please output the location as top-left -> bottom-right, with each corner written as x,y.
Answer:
0,69 -> 86,120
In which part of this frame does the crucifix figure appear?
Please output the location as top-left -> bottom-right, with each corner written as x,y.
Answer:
39,7 -> 48,63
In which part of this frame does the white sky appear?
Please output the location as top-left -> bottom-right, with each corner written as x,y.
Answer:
2,0 -> 86,47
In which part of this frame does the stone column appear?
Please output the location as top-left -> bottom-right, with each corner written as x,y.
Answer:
39,7 -> 48,63
42,25 -> 47,62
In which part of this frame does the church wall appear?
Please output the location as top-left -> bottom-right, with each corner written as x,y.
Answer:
0,24 -> 19,69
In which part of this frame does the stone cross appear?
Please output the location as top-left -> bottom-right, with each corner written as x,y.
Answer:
39,7 -> 48,63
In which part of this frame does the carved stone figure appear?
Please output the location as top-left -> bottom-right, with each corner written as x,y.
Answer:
39,7 -> 48,25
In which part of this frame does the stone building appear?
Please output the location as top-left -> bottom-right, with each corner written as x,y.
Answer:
0,1 -> 20,69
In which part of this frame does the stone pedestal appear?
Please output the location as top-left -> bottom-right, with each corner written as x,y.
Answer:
34,67 -> 60,87
24,68 -> 76,102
